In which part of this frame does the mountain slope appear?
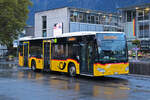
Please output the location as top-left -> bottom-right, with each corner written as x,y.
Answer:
27,0 -> 150,25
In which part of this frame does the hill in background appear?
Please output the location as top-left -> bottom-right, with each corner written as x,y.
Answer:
27,0 -> 150,26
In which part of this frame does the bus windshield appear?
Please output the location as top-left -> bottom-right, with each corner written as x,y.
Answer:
96,33 -> 128,63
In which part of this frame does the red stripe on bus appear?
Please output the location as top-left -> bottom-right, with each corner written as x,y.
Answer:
51,59 -> 66,61
67,59 -> 80,64
94,62 -> 128,66
51,59 -> 80,64
30,57 -> 42,60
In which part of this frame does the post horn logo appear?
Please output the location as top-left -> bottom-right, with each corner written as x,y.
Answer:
58,62 -> 66,70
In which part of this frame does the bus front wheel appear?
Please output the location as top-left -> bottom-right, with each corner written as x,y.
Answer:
69,64 -> 76,77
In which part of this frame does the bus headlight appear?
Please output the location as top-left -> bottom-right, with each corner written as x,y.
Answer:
125,66 -> 129,71
97,68 -> 105,73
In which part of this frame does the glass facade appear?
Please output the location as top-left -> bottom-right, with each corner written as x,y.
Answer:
122,7 -> 150,39
137,9 -> 150,39
69,9 -> 122,32
138,21 -> 149,38
120,5 -> 150,50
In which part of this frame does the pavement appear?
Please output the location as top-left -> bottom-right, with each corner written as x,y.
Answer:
0,61 -> 150,100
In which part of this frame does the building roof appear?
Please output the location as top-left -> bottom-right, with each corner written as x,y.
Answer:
118,3 -> 150,10
19,31 -> 124,41
35,6 -> 119,16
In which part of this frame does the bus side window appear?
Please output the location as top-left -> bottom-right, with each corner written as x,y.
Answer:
52,44 -> 67,59
29,41 -> 42,58
68,44 -> 80,60
30,46 -> 42,58
68,44 -> 73,57
19,45 -> 23,56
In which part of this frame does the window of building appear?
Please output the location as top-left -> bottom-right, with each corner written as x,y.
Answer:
112,16 -> 118,26
108,16 -> 112,25
127,11 -> 132,22
70,11 -> 78,22
138,22 -> 150,38
91,15 -> 95,24
144,9 -> 149,20
123,11 -> 135,22
143,24 -> 149,38
99,15 -> 103,24
95,16 -> 99,24
138,9 -> 149,21
42,16 -> 47,37
70,12 -> 74,22
83,13 -> 87,23
133,11 -> 136,19
105,15 -> 109,25
42,16 -> 47,29
78,13 -> 84,22
100,15 -> 106,24
42,30 -> 47,37
138,10 -> 144,21
87,15 -> 91,23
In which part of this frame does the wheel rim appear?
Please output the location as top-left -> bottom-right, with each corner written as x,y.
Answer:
70,66 -> 75,76
32,64 -> 35,71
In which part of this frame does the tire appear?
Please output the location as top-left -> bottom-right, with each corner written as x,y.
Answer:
31,61 -> 36,72
69,64 -> 76,77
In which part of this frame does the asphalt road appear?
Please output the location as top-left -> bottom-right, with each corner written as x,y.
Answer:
0,63 -> 150,100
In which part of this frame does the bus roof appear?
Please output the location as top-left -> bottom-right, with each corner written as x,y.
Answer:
19,31 -> 124,41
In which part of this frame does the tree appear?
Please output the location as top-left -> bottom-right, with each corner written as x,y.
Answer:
132,39 -> 140,48
0,0 -> 32,48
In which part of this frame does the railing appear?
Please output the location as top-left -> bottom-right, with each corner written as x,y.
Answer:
0,49 -> 17,61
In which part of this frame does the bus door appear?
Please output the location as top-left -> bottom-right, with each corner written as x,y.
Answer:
23,42 -> 29,67
43,40 -> 51,70
80,42 -> 93,75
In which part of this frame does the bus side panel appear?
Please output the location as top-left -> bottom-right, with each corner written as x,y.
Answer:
93,63 -> 129,76
50,59 -> 80,74
19,52 -> 24,67
51,60 -> 68,72
29,57 -> 43,69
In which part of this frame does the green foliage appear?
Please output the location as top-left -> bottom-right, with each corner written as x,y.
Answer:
0,0 -> 32,47
132,39 -> 140,47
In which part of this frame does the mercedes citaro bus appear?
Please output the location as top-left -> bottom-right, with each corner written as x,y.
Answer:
18,31 -> 129,77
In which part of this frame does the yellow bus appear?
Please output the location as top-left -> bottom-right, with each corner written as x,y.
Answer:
18,31 -> 129,77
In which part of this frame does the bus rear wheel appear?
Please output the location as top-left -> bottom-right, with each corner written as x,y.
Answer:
69,65 -> 76,77
31,61 -> 36,72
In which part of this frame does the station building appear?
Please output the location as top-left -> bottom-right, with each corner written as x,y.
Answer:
119,3 -> 150,51
34,7 -> 122,37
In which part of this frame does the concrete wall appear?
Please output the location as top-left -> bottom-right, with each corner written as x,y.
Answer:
35,7 -> 69,37
130,62 -> 150,75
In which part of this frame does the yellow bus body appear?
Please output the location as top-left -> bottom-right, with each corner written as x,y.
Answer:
19,55 -> 129,76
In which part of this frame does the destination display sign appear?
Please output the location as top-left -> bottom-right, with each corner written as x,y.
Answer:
103,36 -> 118,40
